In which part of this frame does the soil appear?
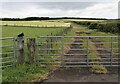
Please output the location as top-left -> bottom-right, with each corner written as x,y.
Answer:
41,67 -> 118,83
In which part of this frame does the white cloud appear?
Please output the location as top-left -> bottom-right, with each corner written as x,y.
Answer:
0,0 -> 119,2
78,3 -> 118,18
0,2 -> 118,19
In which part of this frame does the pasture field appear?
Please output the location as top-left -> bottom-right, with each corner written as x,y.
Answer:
2,26 -> 65,38
2,26 -> 66,55
1,25 -> 67,67
1,23 -> 71,82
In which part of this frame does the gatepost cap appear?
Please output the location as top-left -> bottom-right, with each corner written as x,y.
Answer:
18,32 -> 24,37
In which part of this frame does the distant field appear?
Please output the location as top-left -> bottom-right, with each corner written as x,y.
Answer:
2,21 -> 71,27
1,26 -> 65,58
2,26 -> 64,38
61,19 -> 104,22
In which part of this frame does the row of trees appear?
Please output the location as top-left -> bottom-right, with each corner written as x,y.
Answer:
1,17 -> 108,21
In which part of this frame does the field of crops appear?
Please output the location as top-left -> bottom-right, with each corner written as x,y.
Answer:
2,21 -> 71,28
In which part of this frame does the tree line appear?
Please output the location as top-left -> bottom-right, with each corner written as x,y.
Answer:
0,17 -> 109,21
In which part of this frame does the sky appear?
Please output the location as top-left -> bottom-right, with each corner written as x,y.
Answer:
0,1 -> 119,19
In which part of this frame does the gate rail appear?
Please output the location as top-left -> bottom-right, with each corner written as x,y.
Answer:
37,36 -> 119,67
0,37 -> 16,69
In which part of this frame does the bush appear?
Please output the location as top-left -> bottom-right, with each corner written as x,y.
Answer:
73,21 -> 119,34
88,22 -> 97,29
98,23 -> 118,33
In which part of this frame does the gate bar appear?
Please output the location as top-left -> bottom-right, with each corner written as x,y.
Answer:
38,36 -> 118,38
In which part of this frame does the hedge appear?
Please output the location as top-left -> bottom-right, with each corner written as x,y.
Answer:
73,21 -> 119,33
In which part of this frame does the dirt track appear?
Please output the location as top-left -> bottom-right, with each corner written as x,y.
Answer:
35,23 -> 119,83
40,30 -> 119,83
41,67 -> 118,83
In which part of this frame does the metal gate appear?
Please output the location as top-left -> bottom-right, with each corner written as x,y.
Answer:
37,36 -> 119,68
0,37 -> 17,69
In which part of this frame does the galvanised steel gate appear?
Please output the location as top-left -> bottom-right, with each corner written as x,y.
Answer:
37,36 -> 119,68
0,37 -> 17,69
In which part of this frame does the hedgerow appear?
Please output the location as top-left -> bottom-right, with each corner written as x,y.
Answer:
73,21 -> 119,33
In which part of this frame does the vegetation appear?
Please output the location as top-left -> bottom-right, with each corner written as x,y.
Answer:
73,20 -> 119,33
1,19 -> 119,82
2,26 -> 65,38
1,17 -> 108,21
2,25 -> 70,82
74,25 -> 118,73
2,21 -> 70,28
76,27 -> 101,73
2,64 -> 48,83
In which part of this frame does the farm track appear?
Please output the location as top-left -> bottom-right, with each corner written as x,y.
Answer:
64,34 -> 87,66
40,29 -> 119,83
89,37 -> 119,69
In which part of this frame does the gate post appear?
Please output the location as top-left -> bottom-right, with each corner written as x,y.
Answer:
27,38 -> 36,64
17,33 -> 24,64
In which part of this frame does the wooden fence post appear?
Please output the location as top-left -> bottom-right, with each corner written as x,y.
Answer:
27,38 -> 36,64
17,33 -> 24,64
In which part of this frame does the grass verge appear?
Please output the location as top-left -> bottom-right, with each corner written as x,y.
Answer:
2,64 -> 49,83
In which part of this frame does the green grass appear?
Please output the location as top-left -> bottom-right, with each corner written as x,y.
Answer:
1,25 -> 68,82
77,25 -> 118,53
1,21 -> 118,82
37,27 -> 73,67
2,64 -> 49,83
74,24 -> 116,73
2,25 -> 65,64
2,26 -> 64,38
78,32 -> 107,74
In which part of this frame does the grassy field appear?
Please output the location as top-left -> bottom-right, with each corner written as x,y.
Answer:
1,25 -> 69,82
2,26 -> 65,38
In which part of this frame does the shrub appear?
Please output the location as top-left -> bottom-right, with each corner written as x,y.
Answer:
88,22 -> 97,29
73,21 -> 119,34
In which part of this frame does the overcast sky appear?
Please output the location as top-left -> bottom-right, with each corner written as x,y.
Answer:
0,2 -> 119,19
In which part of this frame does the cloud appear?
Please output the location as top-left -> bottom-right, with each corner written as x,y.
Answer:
0,2 -> 118,19
78,3 -> 118,18
0,0 -> 119,2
